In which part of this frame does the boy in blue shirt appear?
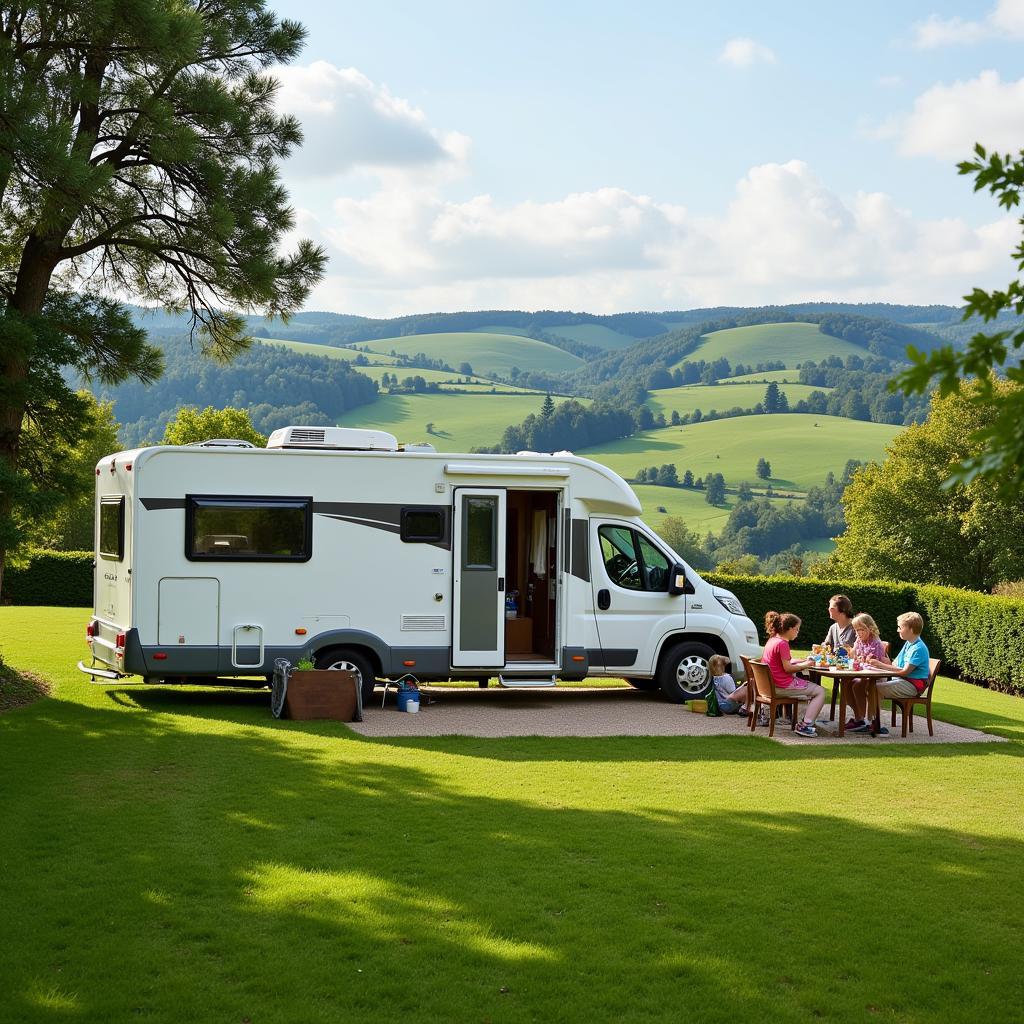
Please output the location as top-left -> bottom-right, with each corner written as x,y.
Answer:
866,611 -> 930,700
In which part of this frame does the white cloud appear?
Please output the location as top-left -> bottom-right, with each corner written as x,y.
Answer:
898,70 -> 1024,159
293,160 -> 1016,317
912,0 -> 1024,47
274,61 -> 469,177
718,37 -> 777,68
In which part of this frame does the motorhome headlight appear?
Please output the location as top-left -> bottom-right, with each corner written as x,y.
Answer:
715,593 -> 746,616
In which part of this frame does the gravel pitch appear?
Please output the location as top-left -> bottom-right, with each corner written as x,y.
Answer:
350,685 -> 1005,745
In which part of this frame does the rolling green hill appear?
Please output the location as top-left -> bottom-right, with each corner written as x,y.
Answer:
547,323 -> 639,350
644,381 -> 828,419
723,369 -> 803,385
629,484 -> 803,536
579,413 -> 900,492
354,332 -> 583,376
335,392 -> 584,452
260,339 -> 539,392
672,322 -> 869,370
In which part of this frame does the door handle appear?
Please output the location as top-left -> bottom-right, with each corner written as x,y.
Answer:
597,588 -> 610,610
497,577 -> 505,591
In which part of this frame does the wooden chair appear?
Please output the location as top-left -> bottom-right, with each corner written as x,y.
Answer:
829,639 -> 889,721
745,658 -> 810,738
885,658 -> 941,737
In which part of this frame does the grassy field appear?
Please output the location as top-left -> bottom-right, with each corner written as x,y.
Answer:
630,484 -> 800,535
580,413 -> 900,492
722,369 -> 805,385
1,606 -> 1023,1023
335,391 -> 579,452
353,332 -> 584,376
674,323 -> 868,370
645,381 -> 826,419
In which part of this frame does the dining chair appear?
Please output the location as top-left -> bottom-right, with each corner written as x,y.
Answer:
746,659 -> 809,738
885,658 -> 942,737
829,639 -> 890,721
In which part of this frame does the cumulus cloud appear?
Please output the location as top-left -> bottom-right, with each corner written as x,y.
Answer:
294,160 -> 1016,317
718,37 -> 777,68
897,70 -> 1024,160
274,61 -> 469,177
912,0 -> 1024,47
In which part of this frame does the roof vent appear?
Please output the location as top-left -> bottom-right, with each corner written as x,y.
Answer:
186,438 -> 257,448
266,426 -> 399,451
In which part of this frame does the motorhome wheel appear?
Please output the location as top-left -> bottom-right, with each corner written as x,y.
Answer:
624,678 -> 660,691
658,642 -> 715,703
313,649 -> 376,705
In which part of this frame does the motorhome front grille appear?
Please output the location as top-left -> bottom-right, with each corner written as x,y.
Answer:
400,615 -> 446,631
288,428 -> 327,445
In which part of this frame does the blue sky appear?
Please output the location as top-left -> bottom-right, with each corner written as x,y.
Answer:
272,1 -> 1024,317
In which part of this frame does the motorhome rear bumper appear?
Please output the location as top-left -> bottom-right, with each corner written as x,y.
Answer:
77,661 -> 123,680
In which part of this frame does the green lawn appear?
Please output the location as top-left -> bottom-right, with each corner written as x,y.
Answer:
335,391 -> 579,452
580,413 -> 901,492
674,322 -> 868,370
1,606 -> 1022,1023
354,332 -> 583,376
645,381 -> 827,419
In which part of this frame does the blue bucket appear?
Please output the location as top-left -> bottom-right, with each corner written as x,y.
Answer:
396,688 -> 420,713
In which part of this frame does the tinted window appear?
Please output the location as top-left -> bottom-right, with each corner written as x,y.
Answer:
99,496 -> 124,560
463,496 -> 496,569
187,496 -> 311,561
401,507 -> 445,543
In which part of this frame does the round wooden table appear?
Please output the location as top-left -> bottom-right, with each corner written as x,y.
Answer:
805,665 -> 894,736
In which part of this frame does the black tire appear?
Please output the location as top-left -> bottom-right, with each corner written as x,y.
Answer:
624,677 -> 660,691
314,648 -> 377,706
658,642 -> 716,703
477,679 -> 489,688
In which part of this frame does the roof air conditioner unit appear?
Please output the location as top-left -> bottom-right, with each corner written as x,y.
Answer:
266,426 -> 399,451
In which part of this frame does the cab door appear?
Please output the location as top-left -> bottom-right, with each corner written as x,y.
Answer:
589,520 -> 682,674
452,489 -> 506,667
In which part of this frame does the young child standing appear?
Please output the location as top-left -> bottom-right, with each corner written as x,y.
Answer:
762,610 -> 826,737
709,655 -> 750,715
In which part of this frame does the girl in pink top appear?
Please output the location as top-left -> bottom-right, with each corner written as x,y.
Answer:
761,611 -> 826,737
845,613 -> 891,732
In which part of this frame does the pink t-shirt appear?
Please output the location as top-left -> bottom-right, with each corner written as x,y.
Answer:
853,636 -> 887,664
763,635 -> 797,688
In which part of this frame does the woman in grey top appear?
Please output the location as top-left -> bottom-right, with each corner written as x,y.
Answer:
823,594 -> 856,651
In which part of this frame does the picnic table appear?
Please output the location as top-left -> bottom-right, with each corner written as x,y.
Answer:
805,665 -> 894,737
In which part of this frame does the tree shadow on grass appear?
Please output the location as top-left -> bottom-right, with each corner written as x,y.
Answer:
0,701 -> 1021,1023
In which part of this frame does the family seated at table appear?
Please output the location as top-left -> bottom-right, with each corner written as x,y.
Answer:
757,597 -> 932,738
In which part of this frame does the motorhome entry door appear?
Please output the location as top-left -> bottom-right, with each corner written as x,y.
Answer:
452,489 -> 506,667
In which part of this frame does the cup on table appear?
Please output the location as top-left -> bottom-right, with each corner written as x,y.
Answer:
852,660 -> 862,671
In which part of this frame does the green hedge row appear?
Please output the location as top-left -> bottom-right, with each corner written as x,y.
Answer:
4,550 -> 92,608
4,553 -> 1022,694
707,573 -> 1024,695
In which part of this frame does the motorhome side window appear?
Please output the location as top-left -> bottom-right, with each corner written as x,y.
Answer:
401,507 -> 445,543
186,496 -> 312,561
598,525 -> 670,592
99,496 -> 125,560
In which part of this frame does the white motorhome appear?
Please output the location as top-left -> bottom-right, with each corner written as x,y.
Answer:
80,426 -> 760,704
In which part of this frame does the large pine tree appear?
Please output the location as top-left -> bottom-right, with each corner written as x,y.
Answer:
0,1 -> 325,592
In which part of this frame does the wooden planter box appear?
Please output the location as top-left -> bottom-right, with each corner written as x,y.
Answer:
284,669 -> 361,722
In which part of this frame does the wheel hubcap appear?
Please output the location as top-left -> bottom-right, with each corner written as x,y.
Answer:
675,656 -> 709,695
324,659 -> 363,685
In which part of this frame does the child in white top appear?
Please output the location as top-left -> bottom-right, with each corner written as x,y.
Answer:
709,655 -> 750,715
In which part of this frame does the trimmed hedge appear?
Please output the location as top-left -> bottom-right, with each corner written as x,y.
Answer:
707,573 -> 1024,695
4,553 -> 1023,694
4,550 -> 92,608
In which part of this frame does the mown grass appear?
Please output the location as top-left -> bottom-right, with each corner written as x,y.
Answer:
335,391 -> 582,452
1,606 -> 1023,1023
674,323 -> 868,370
354,332 -> 584,376
579,413 -> 901,492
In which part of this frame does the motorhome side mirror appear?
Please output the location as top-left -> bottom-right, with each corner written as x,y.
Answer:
668,564 -> 695,596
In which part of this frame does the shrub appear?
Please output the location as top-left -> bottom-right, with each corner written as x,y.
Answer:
4,550 -> 92,606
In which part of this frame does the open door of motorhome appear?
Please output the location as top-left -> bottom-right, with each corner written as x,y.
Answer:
452,488 -> 506,666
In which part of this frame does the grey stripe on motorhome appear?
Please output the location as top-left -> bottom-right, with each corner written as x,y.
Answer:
140,498 -> 452,549
586,648 -> 638,667
562,508 -> 571,572
570,518 -> 590,581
